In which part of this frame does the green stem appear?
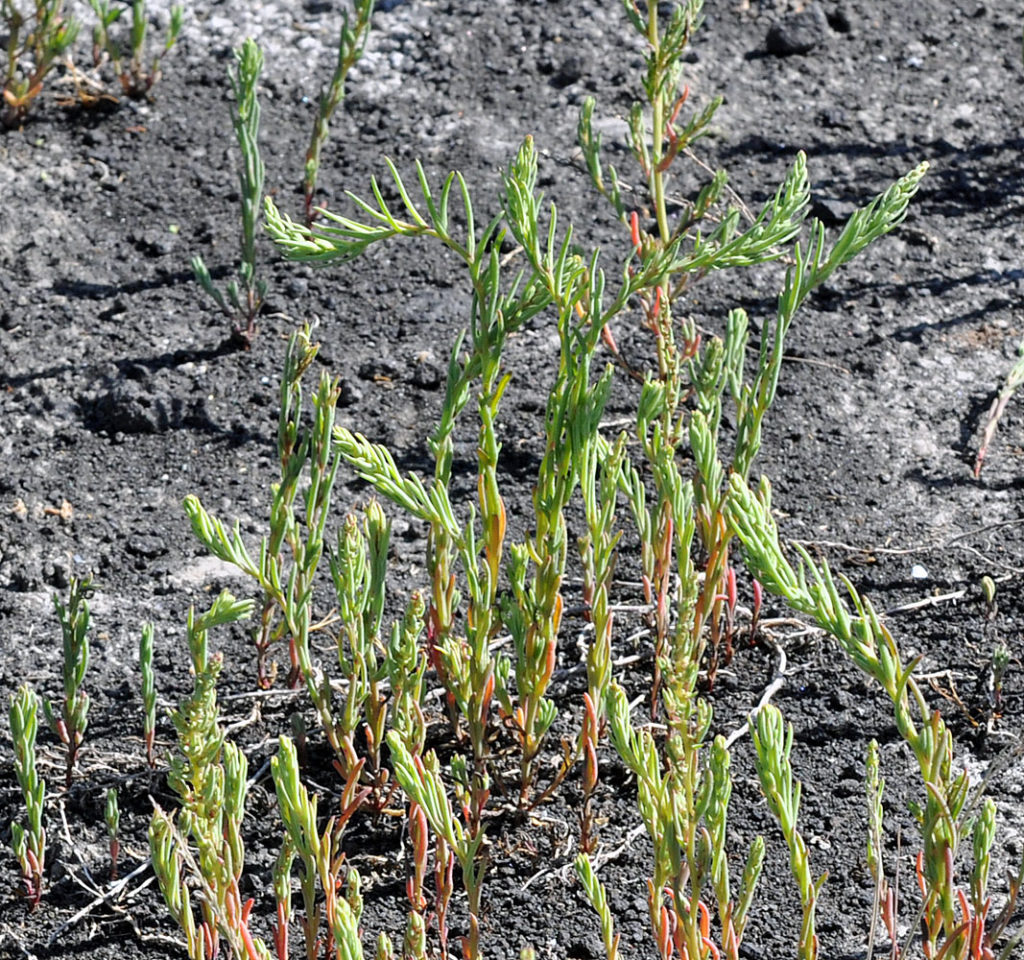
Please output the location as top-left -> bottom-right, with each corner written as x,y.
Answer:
647,5 -> 671,245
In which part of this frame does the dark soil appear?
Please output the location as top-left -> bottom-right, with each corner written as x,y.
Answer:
2,1 -> 1023,959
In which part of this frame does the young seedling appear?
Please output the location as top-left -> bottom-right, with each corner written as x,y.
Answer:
105,787 -> 120,881
192,37 -> 267,344
9,684 -> 46,907
150,590 -> 265,960
303,0 -> 374,222
981,575 -> 998,623
140,621 -> 157,767
990,642 -> 1010,719
271,734 -> 370,960
88,0 -> 184,99
604,682 -> 764,960
187,326 -> 365,777
1,0 -> 79,127
574,855 -> 619,960
751,705 -> 824,960
138,622 -> 157,761
388,732 -> 488,960
44,575 -> 92,790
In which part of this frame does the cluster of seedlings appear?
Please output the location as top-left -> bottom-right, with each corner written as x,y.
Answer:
1,0 -> 182,125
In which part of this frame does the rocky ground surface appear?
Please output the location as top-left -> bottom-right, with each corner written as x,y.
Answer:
1,1 -> 1023,958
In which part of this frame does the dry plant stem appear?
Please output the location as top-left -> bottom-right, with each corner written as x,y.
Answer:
303,0 -> 373,222
974,338 -> 1024,477
44,575 -> 92,791
9,684 -> 46,908
44,856 -> 159,949
865,739 -> 893,959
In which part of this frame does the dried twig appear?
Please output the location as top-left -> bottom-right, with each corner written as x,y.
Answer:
723,631 -> 789,750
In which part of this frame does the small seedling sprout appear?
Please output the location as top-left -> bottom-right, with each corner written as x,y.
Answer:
303,0 -> 374,222
88,0 -> 183,98
105,787 -> 120,880
44,575 -> 93,790
9,684 -> 46,907
140,622 -> 157,767
1,0 -> 79,127
192,37 -> 267,344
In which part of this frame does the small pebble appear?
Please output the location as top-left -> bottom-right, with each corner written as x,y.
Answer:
765,9 -> 828,56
